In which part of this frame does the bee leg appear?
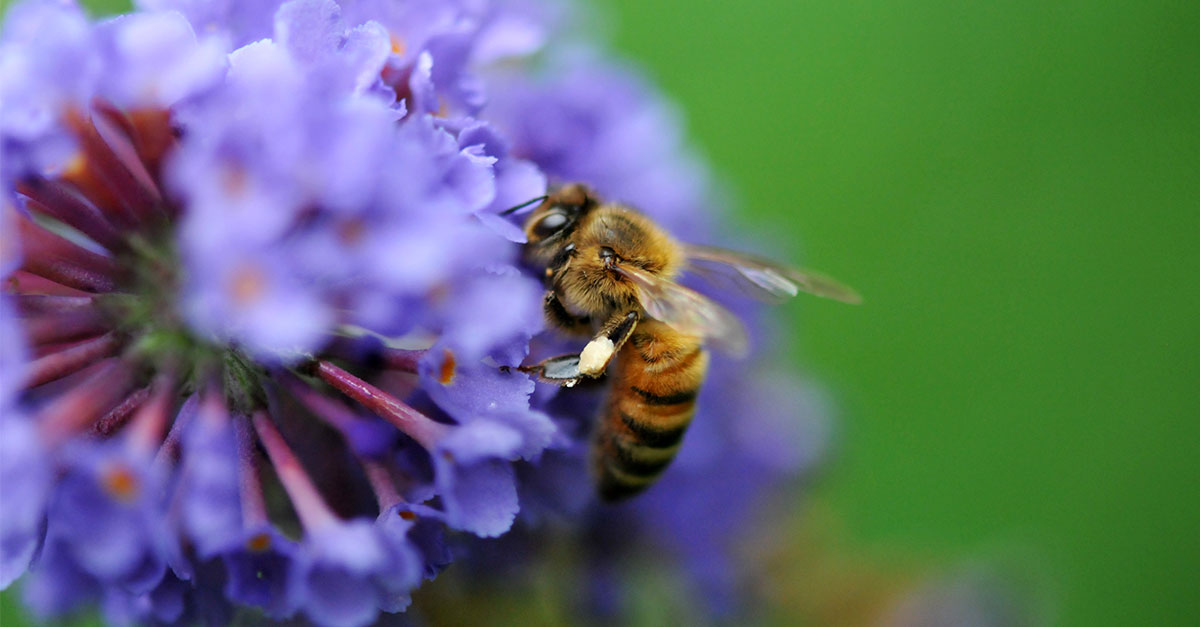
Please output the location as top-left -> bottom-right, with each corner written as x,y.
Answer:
511,354 -> 586,387
544,291 -> 591,336
578,311 -> 640,377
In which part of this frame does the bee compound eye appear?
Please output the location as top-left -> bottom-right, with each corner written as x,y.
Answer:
531,211 -> 569,239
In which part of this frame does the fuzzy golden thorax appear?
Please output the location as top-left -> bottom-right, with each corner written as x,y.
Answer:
557,205 -> 684,318
522,185 -> 685,322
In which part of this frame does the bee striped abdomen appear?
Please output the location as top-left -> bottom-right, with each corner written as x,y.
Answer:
594,322 -> 708,501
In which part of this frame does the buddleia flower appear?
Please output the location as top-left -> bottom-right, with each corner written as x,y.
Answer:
0,0 -> 829,624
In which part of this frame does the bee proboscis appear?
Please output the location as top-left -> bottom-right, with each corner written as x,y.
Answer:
515,184 -> 859,500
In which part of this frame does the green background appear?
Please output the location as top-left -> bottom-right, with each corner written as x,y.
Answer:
595,0 -> 1199,625
3,0 -> 1199,625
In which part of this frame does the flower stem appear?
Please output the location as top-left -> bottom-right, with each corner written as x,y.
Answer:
234,415 -> 269,527
13,293 -> 96,316
311,360 -> 449,450
92,385 -> 151,437
362,458 -> 403,513
252,410 -> 339,531
280,372 -> 371,442
65,110 -> 161,227
125,374 -> 176,455
36,358 -> 135,447
16,177 -> 125,252
5,270 -> 91,297
153,392 -> 197,473
91,103 -> 175,205
24,331 -> 123,388
379,348 -> 424,373
16,213 -> 120,293
24,308 -> 111,346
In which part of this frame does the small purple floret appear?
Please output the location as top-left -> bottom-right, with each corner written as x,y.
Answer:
219,526 -> 304,618
178,397 -> 244,558
300,520 -> 393,627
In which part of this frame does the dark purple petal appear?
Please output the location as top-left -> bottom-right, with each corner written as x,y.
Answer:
434,421 -> 523,537
420,347 -> 556,459
179,396 -> 243,557
515,447 -> 594,523
219,526 -> 304,619
20,537 -> 101,620
301,520 -> 392,627
45,444 -> 167,590
148,571 -> 189,623
376,502 -> 443,585
419,346 -> 534,417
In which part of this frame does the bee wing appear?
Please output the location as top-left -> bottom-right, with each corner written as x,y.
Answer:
685,244 -> 862,305
611,262 -> 749,356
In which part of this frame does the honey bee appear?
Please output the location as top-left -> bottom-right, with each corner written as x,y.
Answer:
512,184 -> 859,501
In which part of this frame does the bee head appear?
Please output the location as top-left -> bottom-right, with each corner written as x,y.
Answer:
522,183 -> 596,247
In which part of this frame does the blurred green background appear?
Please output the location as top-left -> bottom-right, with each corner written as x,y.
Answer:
595,0 -> 1200,625
3,0 -> 1198,625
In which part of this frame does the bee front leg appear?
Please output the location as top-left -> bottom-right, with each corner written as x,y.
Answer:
544,290 -> 592,336
578,311 -> 640,377
511,353 -> 586,387
513,310 -> 638,386
506,292 -> 593,387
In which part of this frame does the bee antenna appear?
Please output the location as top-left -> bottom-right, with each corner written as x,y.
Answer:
499,195 -> 549,216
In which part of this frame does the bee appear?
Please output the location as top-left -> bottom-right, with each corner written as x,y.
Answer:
512,184 -> 859,501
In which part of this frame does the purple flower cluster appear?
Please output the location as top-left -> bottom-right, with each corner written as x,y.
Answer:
1,0 -> 827,624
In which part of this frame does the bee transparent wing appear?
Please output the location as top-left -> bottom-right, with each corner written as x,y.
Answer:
685,244 -> 862,305
611,262 -> 749,356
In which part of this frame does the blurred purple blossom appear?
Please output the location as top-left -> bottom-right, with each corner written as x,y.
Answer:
218,526 -> 304,618
0,0 -> 829,624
